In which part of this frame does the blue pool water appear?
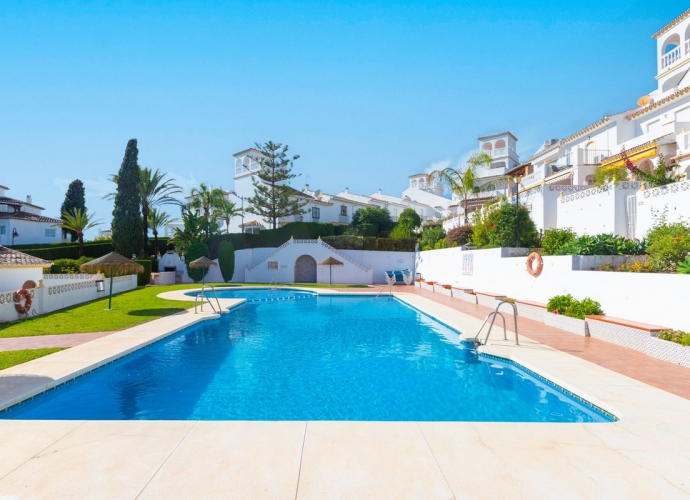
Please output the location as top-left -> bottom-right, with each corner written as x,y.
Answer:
1,296 -> 613,422
188,288 -> 316,302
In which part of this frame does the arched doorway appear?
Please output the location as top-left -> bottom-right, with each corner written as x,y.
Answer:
294,255 -> 317,283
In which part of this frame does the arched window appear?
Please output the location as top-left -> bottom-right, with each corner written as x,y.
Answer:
638,160 -> 654,173
495,139 -> 506,149
585,175 -> 594,185
411,180 -> 417,188
482,142 -> 493,151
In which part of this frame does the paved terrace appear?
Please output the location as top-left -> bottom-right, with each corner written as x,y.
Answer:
352,285 -> 690,400
1,287 -> 690,498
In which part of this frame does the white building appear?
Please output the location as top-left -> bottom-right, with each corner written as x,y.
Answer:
0,184 -> 64,247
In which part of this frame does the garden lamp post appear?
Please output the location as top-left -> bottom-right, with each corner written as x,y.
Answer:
512,175 -> 522,248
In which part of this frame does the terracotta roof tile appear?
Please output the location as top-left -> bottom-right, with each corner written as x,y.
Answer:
0,212 -> 62,223
0,246 -> 52,267
652,8 -> 690,39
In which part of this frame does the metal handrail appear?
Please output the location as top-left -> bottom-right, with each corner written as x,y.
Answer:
194,284 -> 222,314
474,299 -> 519,346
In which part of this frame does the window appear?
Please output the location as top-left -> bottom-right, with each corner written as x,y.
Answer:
267,261 -> 278,270
340,205 -> 347,216
44,228 -> 56,238
312,207 -> 320,219
245,227 -> 261,234
0,226 -> 5,235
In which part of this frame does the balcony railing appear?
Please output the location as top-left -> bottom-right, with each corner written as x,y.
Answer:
521,169 -> 546,186
488,147 -> 519,160
661,46 -> 682,70
547,153 -> 572,172
580,149 -> 610,165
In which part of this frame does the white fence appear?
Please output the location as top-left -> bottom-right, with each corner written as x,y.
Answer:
0,274 -> 138,323
415,247 -> 690,332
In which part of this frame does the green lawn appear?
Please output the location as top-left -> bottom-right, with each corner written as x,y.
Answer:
0,282 -> 371,339
0,348 -> 66,370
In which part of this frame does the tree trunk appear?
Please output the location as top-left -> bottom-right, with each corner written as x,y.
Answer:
142,205 -> 149,257
153,230 -> 159,256
78,234 -> 84,257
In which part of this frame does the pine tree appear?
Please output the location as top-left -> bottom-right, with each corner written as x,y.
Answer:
112,139 -> 143,257
246,141 -> 308,229
60,180 -> 86,242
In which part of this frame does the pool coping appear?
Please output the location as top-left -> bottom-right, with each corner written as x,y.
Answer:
1,287 -> 690,497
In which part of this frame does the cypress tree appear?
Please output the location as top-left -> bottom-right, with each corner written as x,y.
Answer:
60,180 -> 86,242
112,139 -> 143,257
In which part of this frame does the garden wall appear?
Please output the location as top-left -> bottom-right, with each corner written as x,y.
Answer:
0,274 -> 138,323
634,180 -> 690,239
415,247 -> 690,331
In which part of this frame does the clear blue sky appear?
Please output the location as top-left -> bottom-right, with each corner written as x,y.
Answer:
0,0 -> 684,236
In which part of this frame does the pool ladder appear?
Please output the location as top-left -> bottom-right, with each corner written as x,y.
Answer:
473,299 -> 519,346
194,285 -> 222,314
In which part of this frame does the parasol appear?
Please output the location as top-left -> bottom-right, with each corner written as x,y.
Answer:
80,252 -> 144,310
318,256 -> 344,285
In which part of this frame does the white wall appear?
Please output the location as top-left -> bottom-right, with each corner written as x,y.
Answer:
0,267 -> 45,292
340,250 -> 415,284
415,247 -> 690,331
0,274 -> 137,323
634,179 -> 690,239
0,218 -> 63,246
556,182 -> 641,236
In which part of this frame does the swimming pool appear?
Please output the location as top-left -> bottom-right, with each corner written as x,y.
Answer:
188,288 -> 317,302
1,296 -> 613,422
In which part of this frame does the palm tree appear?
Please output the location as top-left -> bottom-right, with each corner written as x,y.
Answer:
148,208 -> 172,256
188,183 -> 226,239
55,208 -> 102,257
214,198 -> 243,234
139,168 -> 182,254
429,152 -> 493,225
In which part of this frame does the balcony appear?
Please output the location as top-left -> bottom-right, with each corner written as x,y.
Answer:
661,46 -> 683,71
579,149 -> 610,165
488,147 -> 519,160
521,169 -> 546,186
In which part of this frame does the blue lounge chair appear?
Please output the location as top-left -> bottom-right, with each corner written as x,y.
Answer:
385,268 -> 413,285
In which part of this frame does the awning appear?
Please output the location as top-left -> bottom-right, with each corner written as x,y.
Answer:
600,142 -> 658,168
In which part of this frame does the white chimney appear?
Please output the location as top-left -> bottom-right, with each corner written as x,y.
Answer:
26,195 -> 32,204
304,184 -> 310,191
378,189 -> 382,194
345,187 -> 349,193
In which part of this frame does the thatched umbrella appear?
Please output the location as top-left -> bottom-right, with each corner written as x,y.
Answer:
189,256 -> 217,286
318,256 -> 344,285
80,252 -> 144,310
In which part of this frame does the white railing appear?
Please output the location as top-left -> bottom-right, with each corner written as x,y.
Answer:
579,149 -> 610,165
686,40 -> 690,55
684,132 -> 690,151
661,46 -> 682,70
521,169 -> 546,186
491,148 -> 506,157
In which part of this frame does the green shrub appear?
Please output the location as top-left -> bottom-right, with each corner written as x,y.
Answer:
420,224 -> 445,251
542,228 -> 576,255
351,206 -> 394,232
616,261 -> 657,273
677,257 -> 690,274
547,294 -> 603,319
657,329 -> 690,346
322,235 -> 364,250
389,222 -> 414,239
446,226 -> 473,248
134,259 -> 153,286
557,233 -> 647,256
546,294 -> 576,314
398,208 -> 421,228
186,242 -> 210,282
47,257 -> 94,274
646,220 -> 690,272
374,238 -> 416,252
433,238 -> 447,249
217,241 -> 235,281
564,298 -> 603,319
484,203 -> 539,248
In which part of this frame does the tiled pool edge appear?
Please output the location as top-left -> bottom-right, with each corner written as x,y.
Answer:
0,300 -> 246,413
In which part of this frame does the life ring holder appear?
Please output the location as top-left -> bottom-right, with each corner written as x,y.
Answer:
526,252 -> 544,277
14,288 -> 33,314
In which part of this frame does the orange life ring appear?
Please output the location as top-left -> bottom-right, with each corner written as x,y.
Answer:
526,252 -> 544,277
14,289 -> 32,314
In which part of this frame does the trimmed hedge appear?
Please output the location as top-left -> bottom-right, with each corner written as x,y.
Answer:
15,238 -> 170,261
46,257 -> 95,274
218,241 -> 235,282
186,242 -> 210,282
207,222 -> 336,258
321,236 -> 415,252
135,259 -> 153,286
